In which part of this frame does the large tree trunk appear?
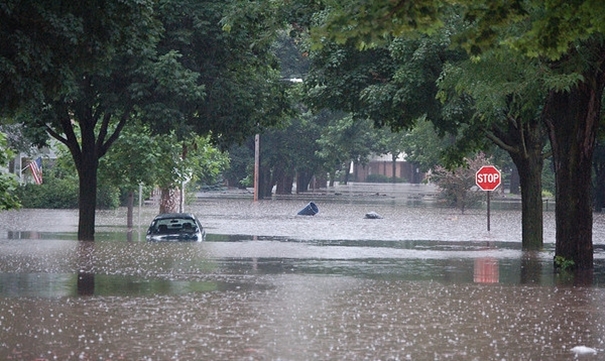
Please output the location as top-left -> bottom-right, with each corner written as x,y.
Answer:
296,171 -> 313,193
342,163 -> 351,185
274,166 -> 293,195
76,119 -> 99,241
159,188 -> 181,213
593,143 -> 605,212
258,165 -> 272,199
328,170 -> 336,187
489,107 -> 547,250
510,149 -> 543,250
544,83 -> 602,270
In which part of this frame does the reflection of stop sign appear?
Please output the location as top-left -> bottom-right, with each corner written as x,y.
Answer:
475,165 -> 501,191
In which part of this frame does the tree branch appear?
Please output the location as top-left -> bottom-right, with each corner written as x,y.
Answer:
47,103 -> 83,168
483,127 -> 518,154
98,106 -> 132,158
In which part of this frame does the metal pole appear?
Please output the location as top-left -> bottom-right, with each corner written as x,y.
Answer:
254,134 -> 260,202
487,191 -> 491,232
138,183 -> 142,227
180,180 -> 184,213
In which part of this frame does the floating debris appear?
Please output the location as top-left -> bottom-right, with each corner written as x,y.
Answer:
571,346 -> 597,355
364,211 -> 383,219
297,202 -> 319,216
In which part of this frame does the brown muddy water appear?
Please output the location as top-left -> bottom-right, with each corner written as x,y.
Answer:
1,183 -> 605,360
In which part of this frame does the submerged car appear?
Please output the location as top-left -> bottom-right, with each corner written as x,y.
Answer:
146,213 -> 206,242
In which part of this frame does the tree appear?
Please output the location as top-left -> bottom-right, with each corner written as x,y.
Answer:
375,128 -> 407,183
311,11 -> 549,249
467,3 -> 605,270
1,0 -> 288,240
429,154 -> 488,213
102,124 -> 228,228
153,134 -> 228,214
593,140 -> 605,212
437,50 -> 549,250
1,0 -> 163,240
316,114 -> 378,184
312,0 -> 605,270
399,118 -> 449,173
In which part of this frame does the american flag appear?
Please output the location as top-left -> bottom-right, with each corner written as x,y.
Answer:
28,157 -> 43,185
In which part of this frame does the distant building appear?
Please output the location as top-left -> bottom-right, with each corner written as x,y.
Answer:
351,153 -> 425,183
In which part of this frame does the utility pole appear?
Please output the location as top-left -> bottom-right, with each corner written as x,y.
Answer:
254,134 -> 260,202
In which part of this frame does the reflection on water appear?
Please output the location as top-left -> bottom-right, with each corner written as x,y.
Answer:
474,258 -> 499,283
1,196 -> 605,359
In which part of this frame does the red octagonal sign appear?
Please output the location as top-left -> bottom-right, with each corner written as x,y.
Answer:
475,165 -> 501,191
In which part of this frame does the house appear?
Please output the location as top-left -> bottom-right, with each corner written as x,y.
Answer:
351,153 -> 425,183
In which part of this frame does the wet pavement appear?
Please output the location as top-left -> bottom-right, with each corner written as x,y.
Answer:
0,183 -> 605,360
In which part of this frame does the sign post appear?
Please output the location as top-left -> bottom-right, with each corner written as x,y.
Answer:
475,165 -> 502,231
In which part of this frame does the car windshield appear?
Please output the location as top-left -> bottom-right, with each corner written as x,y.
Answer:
151,217 -> 197,234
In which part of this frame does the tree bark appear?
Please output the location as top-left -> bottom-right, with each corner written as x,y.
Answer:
274,167 -> 293,195
488,108 -> 547,250
159,188 -> 181,214
76,113 -> 99,241
258,165 -> 272,199
510,149 -> 543,250
328,170 -> 336,187
593,143 -> 605,212
544,84 -> 602,270
296,171 -> 312,193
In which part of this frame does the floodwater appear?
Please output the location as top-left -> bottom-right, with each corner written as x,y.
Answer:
1,183 -> 605,360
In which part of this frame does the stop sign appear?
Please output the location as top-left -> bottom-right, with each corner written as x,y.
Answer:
475,165 -> 501,191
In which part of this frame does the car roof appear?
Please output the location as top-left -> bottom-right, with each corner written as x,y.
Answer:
152,213 -> 198,220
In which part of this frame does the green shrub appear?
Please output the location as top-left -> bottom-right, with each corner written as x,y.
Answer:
16,177 -> 78,208
16,177 -> 120,209
97,184 -> 120,209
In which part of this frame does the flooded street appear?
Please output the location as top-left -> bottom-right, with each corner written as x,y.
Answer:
1,183 -> 605,360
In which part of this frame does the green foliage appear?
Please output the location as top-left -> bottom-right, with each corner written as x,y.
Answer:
459,0 -> 605,60
101,122 -> 229,193
0,132 -> 20,210
0,0 -> 159,115
310,0 -> 443,49
153,134 -> 229,190
429,153 -> 489,213
554,255 -> 575,272
255,109 -> 323,193
0,173 -> 20,210
316,114 -> 379,176
99,122 -> 159,191
16,148 -> 121,209
1,0 -> 290,238
399,118 -> 449,172
312,0 -> 605,61
223,142 -> 254,189
16,177 -> 78,209
96,184 -> 120,210
159,0 -> 292,146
